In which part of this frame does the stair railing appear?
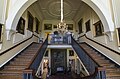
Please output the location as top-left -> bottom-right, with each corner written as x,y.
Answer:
23,36 -> 48,79
71,36 -> 106,79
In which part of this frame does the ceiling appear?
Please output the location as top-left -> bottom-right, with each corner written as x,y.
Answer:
35,0 -> 83,21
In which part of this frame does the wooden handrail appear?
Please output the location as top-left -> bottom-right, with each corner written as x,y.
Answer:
0,35 -> 33,55
72,36 -> 106,79
79,34 -> 120,56
79,44 -> 101,67
81,67 -> 105,79
0,34 -> 40,56
26,43 -> 43,69
72,36 -> 101,67
26,35 -> 48,69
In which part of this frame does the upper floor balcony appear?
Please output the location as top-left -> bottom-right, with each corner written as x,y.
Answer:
48,32 -> 72,45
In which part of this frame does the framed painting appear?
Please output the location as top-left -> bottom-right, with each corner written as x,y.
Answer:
16,17 -> 25,34
53,25 -> 57,29
28,11 -> 34,32
0,24 -> 2,42
116,28 -> 120,46
78,19 -> 83,34
67,24 -> 73,30
35,18 -> 40,34
44,24 -> 52,30
69,50 -> 74,56
94,21 -> 104,37
85,20 -> 91,32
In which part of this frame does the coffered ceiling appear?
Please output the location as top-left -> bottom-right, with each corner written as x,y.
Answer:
35,0 -> 83,20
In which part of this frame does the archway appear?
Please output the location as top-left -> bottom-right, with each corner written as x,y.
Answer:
5,0 -> 114,40
82,0 -> 114,41
5,0 -> 37,40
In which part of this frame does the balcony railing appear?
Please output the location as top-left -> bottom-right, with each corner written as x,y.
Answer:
71,37 -> 106,79
48,33 -> 71,45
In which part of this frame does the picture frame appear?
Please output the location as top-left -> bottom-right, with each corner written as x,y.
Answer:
53,25 -> 57,29
78,19 -> 83,34
44,24 -> 52,30
16,17 -> 25,34
85,20 -> 91,32
35,18 -> 40,34
67,24 -> 73,30
28,11 -> 34,32
69,50 -> 74,56
94,21 -> 104,37
0,24 -> 2,42
116,28 -> 120,46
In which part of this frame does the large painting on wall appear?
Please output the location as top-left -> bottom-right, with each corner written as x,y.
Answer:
16,17 -> 25,34
44,24 -> 52,30
28,11 -> 34,32
116,28 -> 120,46
35,18 -> 40,33
69,50 -> 74,56
78,19 -> 83,34
0,24 -> 2,42
94,21 -> 104,37
67,24 -> 73,30
85,20 -> 91,32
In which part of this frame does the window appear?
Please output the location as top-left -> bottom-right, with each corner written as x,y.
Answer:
35,18 -> 40,33
85,20 -> 91,32
94,21 -> 104,36
78,19 -> 83,34
28,12 -> 34,32
16,17 -> 25,34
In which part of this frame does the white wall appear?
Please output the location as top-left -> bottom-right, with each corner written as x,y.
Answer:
0,4 -> 41,67
77,4 -> 120,65
0,0 -> 7,24
112,0 -> 120,28
41,20 -> 75,38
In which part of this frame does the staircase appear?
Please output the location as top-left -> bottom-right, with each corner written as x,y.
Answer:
80,43 -> 120,79
0,43 -> 42,79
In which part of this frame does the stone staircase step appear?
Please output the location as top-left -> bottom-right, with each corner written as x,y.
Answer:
80,43 -> 120,79
0,75 -> 22,79
10,62 -> 29,65
4,65 -> 26,70
106,72 -> 120,77
0,43 -> 42,79
14,58 -> 31,62
0,70 -> 22,74
21,53 -> 36,55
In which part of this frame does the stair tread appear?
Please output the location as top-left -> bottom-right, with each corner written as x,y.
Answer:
106,72 -> 120,77
80,43 -> 120,78
0,75 -> 22,79
0,43 -> 42,79
0,70 -> 23,74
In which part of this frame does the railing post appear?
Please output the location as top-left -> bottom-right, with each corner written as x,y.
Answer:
97,67 -> 106,79
23,69 -> 34,79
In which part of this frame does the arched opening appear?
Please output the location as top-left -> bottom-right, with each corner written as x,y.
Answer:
5,0 -> 114,40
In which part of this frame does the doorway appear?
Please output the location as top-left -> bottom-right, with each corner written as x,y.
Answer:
51,49 -> 67,75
